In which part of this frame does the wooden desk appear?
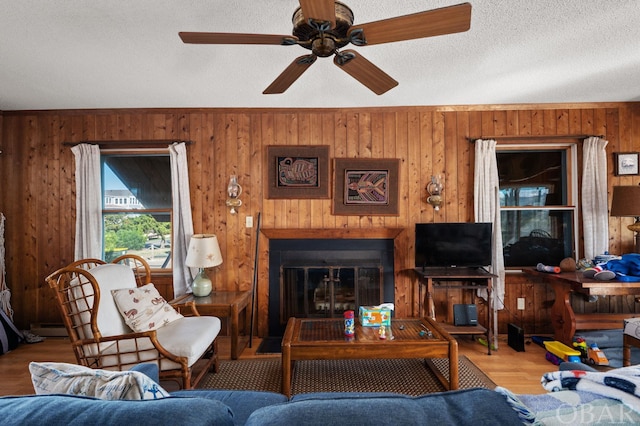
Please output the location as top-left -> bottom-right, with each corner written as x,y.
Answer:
413,268 -> 494,355
523,269 -> 640,345
171,291 -> 252,360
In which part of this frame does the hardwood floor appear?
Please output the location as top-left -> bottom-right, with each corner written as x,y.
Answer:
1,334 -> 556,396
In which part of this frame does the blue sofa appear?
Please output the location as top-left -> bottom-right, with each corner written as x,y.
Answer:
6,362 -> 640,425
1,388 -> 522,426
0,364 -> 524,425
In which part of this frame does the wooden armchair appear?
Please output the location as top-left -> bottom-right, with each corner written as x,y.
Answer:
46,254 -> 220,389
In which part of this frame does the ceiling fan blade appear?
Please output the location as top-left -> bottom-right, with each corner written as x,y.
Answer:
333,50 -> 398,95
179,32 -> 297,45
299,0 -> 337,28
349,2 -> 471,46
263,55 -> 317,94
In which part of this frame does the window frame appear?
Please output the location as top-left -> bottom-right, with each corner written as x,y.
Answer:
496,142 -> 579,268
101,148 -> 173,271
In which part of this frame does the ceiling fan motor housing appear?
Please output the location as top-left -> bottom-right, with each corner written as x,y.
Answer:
292,1 -> 354,57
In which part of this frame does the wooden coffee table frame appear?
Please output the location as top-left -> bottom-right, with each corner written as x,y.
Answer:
281,317 -> 458,397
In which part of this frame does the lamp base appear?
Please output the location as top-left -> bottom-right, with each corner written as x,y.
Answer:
628,219 -> 640,253
192,268 -> 212,297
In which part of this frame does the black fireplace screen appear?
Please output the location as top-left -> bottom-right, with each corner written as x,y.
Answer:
269,239 -> 394,336
281,265 -> 383,321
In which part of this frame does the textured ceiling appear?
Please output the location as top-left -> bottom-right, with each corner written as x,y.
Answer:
1,0 -> 639,111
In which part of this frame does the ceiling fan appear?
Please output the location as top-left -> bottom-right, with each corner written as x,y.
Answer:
179,1 -> 471,95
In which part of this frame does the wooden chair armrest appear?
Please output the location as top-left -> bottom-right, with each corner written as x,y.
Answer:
170,300 -> 201,316
78,331 -> 188,365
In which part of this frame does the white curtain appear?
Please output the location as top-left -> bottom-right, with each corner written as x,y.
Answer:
71,144 -> 103,260
170,142 -> 195,298
582,137 -> 609,260
474,139 -> 505,348
0,213 -> 12,319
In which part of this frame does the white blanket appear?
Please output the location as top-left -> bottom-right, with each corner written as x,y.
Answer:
542,366 -> 640,414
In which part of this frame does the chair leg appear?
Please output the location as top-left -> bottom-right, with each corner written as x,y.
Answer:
211,339 -> 219,373
183,369 -> 193,390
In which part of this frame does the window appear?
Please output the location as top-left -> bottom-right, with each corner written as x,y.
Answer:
497,144 -> 578,267
102,153 -> 172,269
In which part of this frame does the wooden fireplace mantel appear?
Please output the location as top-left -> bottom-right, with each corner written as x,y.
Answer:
256,227 -> 413,334
260,228 -> 405,240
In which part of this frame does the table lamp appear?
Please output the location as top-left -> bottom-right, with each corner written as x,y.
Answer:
610,185 -> 640,253
185,234 -> 223,297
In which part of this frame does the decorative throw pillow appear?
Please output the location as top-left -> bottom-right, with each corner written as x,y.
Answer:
111,283 -> 183,333
29,362 -> 169,400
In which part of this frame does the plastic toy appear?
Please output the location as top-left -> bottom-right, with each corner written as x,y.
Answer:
543,340 -> 581,363
572,337 -> 588,358
586,343 -> 609,365
545,351 -> 564,365
531,335 -> 554,347
537,263 -> 561,274
572,337 -> 609,365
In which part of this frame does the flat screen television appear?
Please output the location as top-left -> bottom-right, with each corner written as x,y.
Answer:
415,222 -> 493,269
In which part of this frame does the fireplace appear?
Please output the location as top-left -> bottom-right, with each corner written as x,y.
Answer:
268,238 -> 395,336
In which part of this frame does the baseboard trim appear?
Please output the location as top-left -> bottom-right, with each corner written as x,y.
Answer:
30,323 -> 68,337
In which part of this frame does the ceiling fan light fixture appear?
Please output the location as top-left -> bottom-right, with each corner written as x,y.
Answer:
311,37 -> 336,57
180,1 -> 472,95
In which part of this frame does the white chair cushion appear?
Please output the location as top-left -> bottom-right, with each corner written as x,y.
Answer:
67,263 -> 136,357
155,316 -> 221,366
89,263 -> 138,336
96,316 -> 221,371
30,362 -> 169,400
111,283 -> 183,332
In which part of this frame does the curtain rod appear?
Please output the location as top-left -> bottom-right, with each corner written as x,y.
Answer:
63,140 -> 193,148
467,134 -> 604,142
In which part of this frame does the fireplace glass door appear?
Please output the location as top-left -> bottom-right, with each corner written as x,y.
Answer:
281,265 -> 383,321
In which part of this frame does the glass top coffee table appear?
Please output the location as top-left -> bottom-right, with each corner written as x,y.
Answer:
281,316 -> 458,397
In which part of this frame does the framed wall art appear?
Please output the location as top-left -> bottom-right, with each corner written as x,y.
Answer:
333,158 -> 400,216
266,145 -> 330,199
614,152 -> 639,176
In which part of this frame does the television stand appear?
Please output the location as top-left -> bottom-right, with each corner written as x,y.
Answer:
413,267 -> 495,355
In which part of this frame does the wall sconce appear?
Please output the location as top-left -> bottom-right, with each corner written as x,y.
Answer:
184,234 -> 223,297
610,184 -> 640,253
225,174 -> 243,214
426,175 -> 444,211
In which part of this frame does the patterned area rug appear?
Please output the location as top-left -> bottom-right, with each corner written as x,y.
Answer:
197,356 -> 495,396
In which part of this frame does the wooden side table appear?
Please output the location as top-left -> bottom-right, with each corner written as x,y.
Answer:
171,291 -> 252,360
413,268 -> 495,355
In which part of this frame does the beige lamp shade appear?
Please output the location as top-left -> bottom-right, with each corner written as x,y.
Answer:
185,234 -> 223,268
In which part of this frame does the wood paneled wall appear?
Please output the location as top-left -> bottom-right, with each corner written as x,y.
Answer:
1,104 -> 639,335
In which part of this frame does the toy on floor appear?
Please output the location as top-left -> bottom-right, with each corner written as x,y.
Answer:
531,335 -> 554,347
477,337 -> 497,351
573,337 -> 609,365
543,340 -> 581,364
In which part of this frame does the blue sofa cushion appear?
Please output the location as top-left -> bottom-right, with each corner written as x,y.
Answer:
131,362 -> 161,383
171,390 -> 288,425
0,393 -> 234,426
247,388 -> 523,426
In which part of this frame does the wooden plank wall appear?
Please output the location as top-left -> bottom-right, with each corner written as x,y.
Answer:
1,103 -> 639,336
